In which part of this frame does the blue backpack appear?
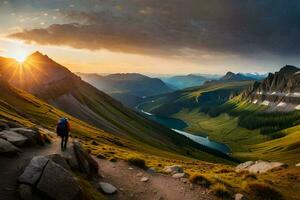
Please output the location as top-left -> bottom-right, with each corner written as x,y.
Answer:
56,118 -> 68,136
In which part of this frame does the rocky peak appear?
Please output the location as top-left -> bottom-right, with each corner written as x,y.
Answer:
278,65 -> 299,74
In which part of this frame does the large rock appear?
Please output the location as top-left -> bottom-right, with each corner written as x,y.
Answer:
73,141 -> 98,177
163,165 -> 184,174
47,153 -> 71,171
0,138 -> 21,155
0,130 -> 28,146
37,160 -> 82,200
236,160 -> 287,173
98,182 -> 117,194
10,128 -> 38,145
61,142 -> 80,170
18,156 -> 49,185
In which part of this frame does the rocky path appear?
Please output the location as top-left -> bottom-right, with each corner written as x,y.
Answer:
97,159 -> 218,200
0,137 -> 60,200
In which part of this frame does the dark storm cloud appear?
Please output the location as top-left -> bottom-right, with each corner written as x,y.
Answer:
8,0 -> 300,57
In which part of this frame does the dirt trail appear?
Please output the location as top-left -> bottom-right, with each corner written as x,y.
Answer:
0,137 -> 61,200
0,134 -> 218,200
97,159 -> 218,200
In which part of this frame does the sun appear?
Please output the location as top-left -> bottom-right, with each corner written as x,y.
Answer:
13,53 -> 27,63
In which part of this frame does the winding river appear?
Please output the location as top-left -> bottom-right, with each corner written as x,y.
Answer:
136,102 -> 231,154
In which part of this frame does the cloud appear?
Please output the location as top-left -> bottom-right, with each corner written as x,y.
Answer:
7,0 -> 300,58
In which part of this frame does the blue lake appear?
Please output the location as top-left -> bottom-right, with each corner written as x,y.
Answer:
136,103 -> 231,154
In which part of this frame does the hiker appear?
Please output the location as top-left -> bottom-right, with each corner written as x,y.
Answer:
56,117 -> 70,150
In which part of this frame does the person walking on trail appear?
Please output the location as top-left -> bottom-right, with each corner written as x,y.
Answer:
56,117 -> 70,150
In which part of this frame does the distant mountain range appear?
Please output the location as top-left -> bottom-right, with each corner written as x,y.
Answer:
204,71 -> 263,85
161,74 -> 215,89
77,73 -> 173,107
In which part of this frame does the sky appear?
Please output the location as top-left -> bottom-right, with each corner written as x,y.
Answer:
1,0 -> 300,75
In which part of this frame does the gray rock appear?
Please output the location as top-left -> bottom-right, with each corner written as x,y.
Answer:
19,184 -> 33,200
73,141 -> 98,177
61,143 -> 79,170
235,161 -> 254,171
18,156 -> 49,185
172,173 -> 188,179
11,128 -> 37,145
0,130 -> 28,146
0,138 -> 21,155
147,167 -> 156,174
98,182 -> 117,194
0,121 -> 8,131
37,160 -> 82,200
235,193 -> 245,200
236,160 -> 287,173
140,177 -> 149,182
163,165 -> 184,174
47,154 -> 70,171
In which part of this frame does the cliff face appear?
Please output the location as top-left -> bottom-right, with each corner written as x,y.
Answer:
242,65 -> 300,111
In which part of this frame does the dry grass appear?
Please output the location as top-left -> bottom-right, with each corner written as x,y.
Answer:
189,174 -> 212,188
210,183 -> 231,198
127,157 -> 147,169
244,181 -> 283,200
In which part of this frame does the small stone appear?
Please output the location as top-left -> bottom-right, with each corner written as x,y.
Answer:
137,172 -> 143,177
147,167 -> 156,174
296,163 -> 300,167
163,165 -> 184,174
128,167 -> 133,170
172,173 -> 188,179
181,178 -> 188,183
235,193 -> 245,200
98,182 -> 117,194
140,177 -> 149,182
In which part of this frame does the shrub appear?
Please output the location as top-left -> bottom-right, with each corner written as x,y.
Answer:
189,174 -> 211,188
127,157 -> 147,169
245,182 -> 283,200
211,183 -> 231,198
243,173 -> 257,180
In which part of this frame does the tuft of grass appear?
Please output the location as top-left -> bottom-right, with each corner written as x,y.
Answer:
77,177 -> 106,200
211,183 -> 231,198
244,182 -> 283,200
243,173 -> 257,180
127,157 -> 147,169
189,174 -> 212,188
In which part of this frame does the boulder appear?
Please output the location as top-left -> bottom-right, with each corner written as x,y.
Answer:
37,160 -> 82,200
163,165 -> 184,174
236,160 -> 287,173
18,156 -> 49,185
0,130 -> 28,146
10,128 -> 38,145
98,182 -> 117,194
172,173 -> 188,179
47,154 -> 71,171
60,142 -> 79,170
73,141 -> 98,177
19,184 -> 33,200
0,138 -> 21,156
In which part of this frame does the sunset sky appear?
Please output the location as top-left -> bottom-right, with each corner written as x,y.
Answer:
1,0 -> 300,75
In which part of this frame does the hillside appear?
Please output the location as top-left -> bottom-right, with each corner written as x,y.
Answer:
77,72 -> 173,107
